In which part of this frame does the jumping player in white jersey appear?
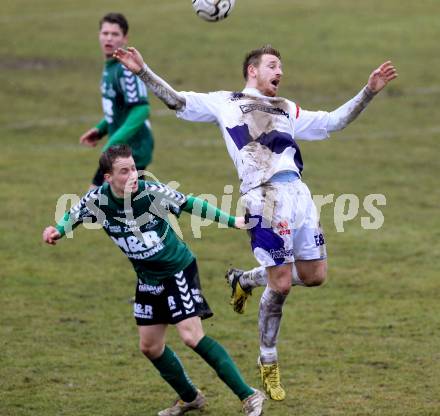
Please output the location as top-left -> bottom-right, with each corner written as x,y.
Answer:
114,45 -> 398,401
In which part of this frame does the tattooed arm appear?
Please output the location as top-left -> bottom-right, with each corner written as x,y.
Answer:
137,64 -> 186,111
113,47 -> 186,111
327,86 -> 376,132
327,61 -> 397,131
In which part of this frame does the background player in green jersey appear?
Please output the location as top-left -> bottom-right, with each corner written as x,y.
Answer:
79,13 -> 154,189
42,145 -> 265,416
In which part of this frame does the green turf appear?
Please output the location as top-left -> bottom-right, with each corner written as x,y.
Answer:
1,0 -> 439,415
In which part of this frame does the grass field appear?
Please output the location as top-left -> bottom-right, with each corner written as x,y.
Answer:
1,0 -> 440,415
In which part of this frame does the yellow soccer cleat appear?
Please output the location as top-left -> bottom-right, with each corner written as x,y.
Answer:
257,358 -> 286,401
225,268 -> 252,314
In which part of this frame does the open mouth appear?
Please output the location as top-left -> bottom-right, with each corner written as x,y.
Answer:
126,181 -> 138,191
271,79 -> 280,87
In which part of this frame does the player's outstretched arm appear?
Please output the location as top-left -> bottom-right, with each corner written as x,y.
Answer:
327,61 -> 398,132
42,226 -> 62,245
182,196 -> 245,229
367,61 -> 398,93
113,47 -> 186,111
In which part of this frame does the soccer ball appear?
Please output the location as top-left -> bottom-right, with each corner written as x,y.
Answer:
192,0 -> 236,22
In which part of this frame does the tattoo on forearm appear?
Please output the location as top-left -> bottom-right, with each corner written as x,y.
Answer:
137,66 -> 186,111
344,87 -> 374,123
328,86 -> 377,131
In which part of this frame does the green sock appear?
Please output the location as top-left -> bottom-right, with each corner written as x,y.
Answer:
150,345 -> 198,403
193,335 -> 254,401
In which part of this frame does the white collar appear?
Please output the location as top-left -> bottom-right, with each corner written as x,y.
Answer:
241,87 -> 266,97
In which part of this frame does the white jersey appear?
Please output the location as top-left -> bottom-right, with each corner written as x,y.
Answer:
177,87 -> 330,194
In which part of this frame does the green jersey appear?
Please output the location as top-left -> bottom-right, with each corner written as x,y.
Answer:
99,59 -> 154,167
58,181 -> 194,283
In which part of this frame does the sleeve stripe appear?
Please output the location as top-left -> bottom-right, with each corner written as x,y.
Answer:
123,68 -> 142,103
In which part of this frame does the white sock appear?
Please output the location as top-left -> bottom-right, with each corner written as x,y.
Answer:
240,266 -> 267,289
240,264 -> 305,289
258,287 -> 287,364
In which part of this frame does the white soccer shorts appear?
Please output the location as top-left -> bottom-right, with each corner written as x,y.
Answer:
242,180 -> 327,267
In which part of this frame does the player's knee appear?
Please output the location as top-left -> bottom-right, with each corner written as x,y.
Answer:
180,330 -> 204,349
139,340 -> 163,359
268,279 -> 291,295
268,268 -> 293,295
180,334 -> 198,349
302,268 -> 327,287
177,317 -> 205,348
178,325 -> 204,349
276,281 -> 292,295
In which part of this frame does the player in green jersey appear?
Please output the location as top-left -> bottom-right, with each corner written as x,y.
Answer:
79,13 -> 154,189
42,145 -> 265,416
